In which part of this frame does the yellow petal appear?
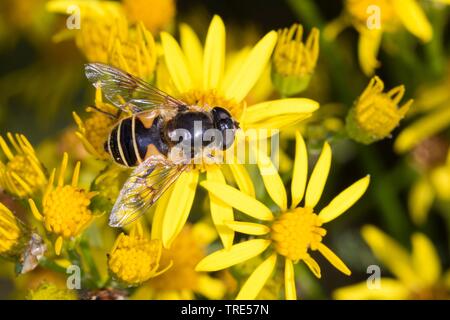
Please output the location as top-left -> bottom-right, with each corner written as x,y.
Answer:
200,181 -> 274,221
305,142 -> 332,209
244,114 -> 312,131
228,163 -> 255,197
323,14 -> 351,41
285,258 -> 297,300
195,239 -> 271,271
180,23 -> 203,87
319,175 -> 370,223
394,98 -> 450,153
236,253 -> 277,300
203,15 -> 225,90
161,170 -> 198,248
362,225 -> 417,285
223,31 -> 277,102
411,233 -> 441,286
160,32 -> 193,93
392,0 -> 433,42
55,236 -> 63,256
303,255 -> 321,278
206,167 -> 234,249
291,131 -> 308,208
151,186 -> 173,240
222,47 -> 251,93
408,178 -> 434,225
196,275 -> 227,300
333,279 -> 410,300
225,221 -> 270,236
244,98 -> 319,125
255,146 -> 287,211
358,29 -> 382,76
317,243 -> 351,275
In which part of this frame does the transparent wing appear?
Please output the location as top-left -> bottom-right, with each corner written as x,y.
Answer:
85,63 -> 185,113
109,159 -> 187,227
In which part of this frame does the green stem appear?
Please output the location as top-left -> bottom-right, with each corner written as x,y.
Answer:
79,239 -> 101,287
38,256 -> 67,274
424,6 -> 446,78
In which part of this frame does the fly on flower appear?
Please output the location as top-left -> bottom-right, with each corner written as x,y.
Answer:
84,63 -> 240,227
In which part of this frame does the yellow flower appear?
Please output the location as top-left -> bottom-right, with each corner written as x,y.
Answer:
0,133 -> 47,198
0,201 -> 46,273
107,20 -> 157,81
73,87 -> 120,160
272,23 -> 320,96
47,1 -> 158,80
122,0 -> 175,34
346,76 -> 412,144
133,222 -> 227,299
27,283 -> 77,300
0,202 -> 26,258
154,15 -> 319,249
29,153 -> 97,255
196,131 -> 370,299
334,226 -> 450,299
47,0 -> 124,62
408,146 -> 450,225
325,0 -> 434,75
108,221 -> 168,286
395,65 -> 450,153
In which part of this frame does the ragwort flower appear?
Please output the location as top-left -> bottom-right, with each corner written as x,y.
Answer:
47,0 -> 124,62
346,76 -> 412,144
29,153 -> 97,255
0,201 -> 27,259
408,146 -> 450,225
0,133 -> 47,198
73,87 -> 120,160
334,226 -> 450,299
0,201 -> 46,273
395,64 -> 450,153
133,223 -> 226,299
108,221 -> 168,286
272,23 -> 320,96
325,0 -> 434,75
196,131 -> 370,299
156,15 -> 319,249
47,0 -> 158,80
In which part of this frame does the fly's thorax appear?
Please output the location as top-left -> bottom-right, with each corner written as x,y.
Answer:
164,111 -> 214,157
163,107 -> 239,161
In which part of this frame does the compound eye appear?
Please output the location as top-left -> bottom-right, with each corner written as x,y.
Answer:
212,107 -> 232,122
218,118 -> 234,131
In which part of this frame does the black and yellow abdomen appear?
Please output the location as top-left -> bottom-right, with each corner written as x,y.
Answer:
106,113 -> 169,167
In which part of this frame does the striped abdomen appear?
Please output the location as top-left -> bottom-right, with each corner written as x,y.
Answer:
106,113 -> 169,167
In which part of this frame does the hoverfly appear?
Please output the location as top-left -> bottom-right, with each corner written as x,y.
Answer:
85,63 -> 239,227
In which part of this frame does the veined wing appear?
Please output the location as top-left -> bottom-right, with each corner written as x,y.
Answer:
109,159 -> 187,227
85,63 -> 185,113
